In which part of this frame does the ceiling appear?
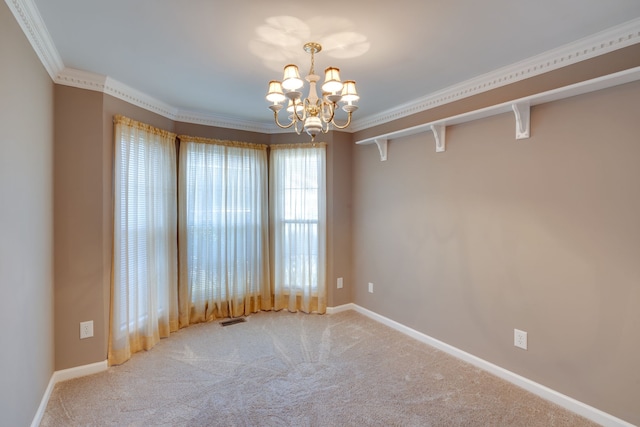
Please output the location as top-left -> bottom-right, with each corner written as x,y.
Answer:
22,0 -> 640,131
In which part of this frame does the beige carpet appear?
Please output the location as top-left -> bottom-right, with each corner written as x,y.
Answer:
41,310 -> 598,426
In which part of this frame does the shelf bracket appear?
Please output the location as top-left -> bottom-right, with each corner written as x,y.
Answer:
512,101 -> 530,139
374,138 -> 388,161
431,124 -> 446,152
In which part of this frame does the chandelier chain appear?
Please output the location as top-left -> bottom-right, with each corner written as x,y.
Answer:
310,48 -> 315,75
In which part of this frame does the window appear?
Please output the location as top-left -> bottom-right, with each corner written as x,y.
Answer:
178,137 -> 270,322
270,143 -> 327,313
110,115 -> 178,366
111,126 -> 328,366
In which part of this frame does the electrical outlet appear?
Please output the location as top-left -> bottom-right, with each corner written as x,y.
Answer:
368,282 -> 374,293
337,277 -> 343,289
514,328 -> 527,350
80,320 -> 94,339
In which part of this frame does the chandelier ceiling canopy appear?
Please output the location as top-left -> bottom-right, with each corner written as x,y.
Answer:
266,42 -> 359,141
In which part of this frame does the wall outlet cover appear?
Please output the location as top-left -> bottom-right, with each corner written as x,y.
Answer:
80,320 -> 94,339
514,328 -> 527,350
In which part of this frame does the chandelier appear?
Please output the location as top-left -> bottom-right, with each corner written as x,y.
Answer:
266,42 -> 359,141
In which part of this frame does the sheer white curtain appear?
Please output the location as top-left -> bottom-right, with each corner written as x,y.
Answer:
109,115 -> 178,366
178,136 -> 270,325
270,143 -> 327,313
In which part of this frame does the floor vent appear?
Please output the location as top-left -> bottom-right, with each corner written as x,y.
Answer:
220,318 -> 247,327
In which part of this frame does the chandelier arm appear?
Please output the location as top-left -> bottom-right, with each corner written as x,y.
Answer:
321,102 -> 336,124
267,42 -> 357,139
330,111 -> 353,129
272,110 -> 296,129
291,98 -> 304,122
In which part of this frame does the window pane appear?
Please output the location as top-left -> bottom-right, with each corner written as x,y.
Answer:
181,140 -> 268,320
271,145 -> 326,311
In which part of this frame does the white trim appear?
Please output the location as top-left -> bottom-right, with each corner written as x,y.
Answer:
174,109 -> 276,134
52,360 -> 108,383
30,360 -> 108,427
30,375 -> 56,427
4,0 -> 64,80
29,306 -> 637,426
355,66 -> 640,159
326,303 -> 358,314
52,68 -> 277,134
349,17 -> 640,132
103,76 -> 178,121
54,67 -> 107,93
6,1 -> 640,134
344,304 -> 634,427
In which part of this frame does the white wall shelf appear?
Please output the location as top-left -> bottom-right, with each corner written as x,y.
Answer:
355,66 -> 640,161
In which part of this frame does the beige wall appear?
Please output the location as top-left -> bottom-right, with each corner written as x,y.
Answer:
0,2 -> 55,426
325,131 -> 354,307
53,94 -> 353,370
54,90 -> 177,370
54,85 -> 107,370
7,1 -> 639,421
351,80 -> 640,425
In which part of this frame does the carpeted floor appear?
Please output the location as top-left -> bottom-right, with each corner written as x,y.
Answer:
41,310 -> 598,426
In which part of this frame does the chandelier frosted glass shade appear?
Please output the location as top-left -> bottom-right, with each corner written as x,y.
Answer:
266,42 -> 359,141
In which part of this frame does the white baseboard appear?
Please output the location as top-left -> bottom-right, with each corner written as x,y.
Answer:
326,303 -> 357,314
31,360 -> 108,427
51,360 -> 108,383
328,303 -> 634,427
32,306 -> 635,427
30,375 -> 56,427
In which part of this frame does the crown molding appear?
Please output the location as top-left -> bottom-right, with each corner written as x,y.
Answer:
54,68 -> 107,93
54,68 -> 277,133
173,110 -> 277,134
6,0 -> 274,133
55,68 -> 179,120
103,76 -> 178,120
8,0 -> 640,134
350,17 -> 640,132
5,0 -> 64,79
